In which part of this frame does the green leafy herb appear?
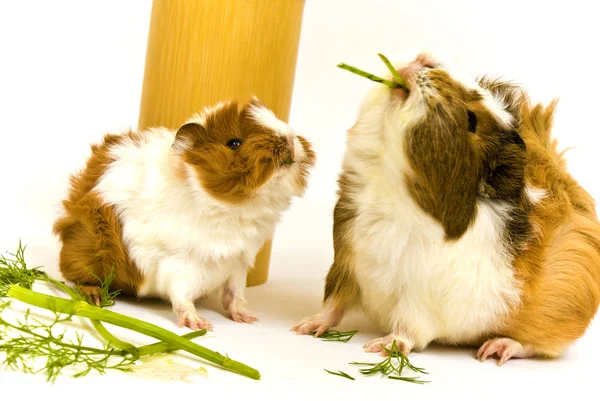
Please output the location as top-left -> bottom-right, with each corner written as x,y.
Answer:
337,53 -> 408,89
0,241 -> 46,298
0,301 -> 208,383
0,242 -> 261,381
0,301 -> 135,383
76,265 -> 121,308
324,368 -> 355,380
350,340 -> 429,384
312,329 -> 358,343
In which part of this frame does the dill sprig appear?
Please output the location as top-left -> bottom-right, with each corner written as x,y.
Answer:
0,241 -> 261,381
0,241 -> 46,298
0,241 -> 139,357
324,368 -> 355,380
0,300 -> 208,383
337,53 -> 408,89
0,302 -> 135,383
312,329 -> 358,343
349,340 -> 429,384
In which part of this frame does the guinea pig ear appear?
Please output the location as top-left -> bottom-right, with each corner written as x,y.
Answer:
172,122 -> 207,152
478,130 -> 527,199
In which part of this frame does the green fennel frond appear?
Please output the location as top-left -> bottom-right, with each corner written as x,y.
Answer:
312,329 -> 359,343
0,242 -> 260,381
349,340 -> 430,384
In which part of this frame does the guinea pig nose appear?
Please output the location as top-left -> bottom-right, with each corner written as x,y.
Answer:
415,52 -> 441,69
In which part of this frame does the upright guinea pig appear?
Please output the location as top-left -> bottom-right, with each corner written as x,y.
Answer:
53,97 -> 315,330
293,52 -> 600,365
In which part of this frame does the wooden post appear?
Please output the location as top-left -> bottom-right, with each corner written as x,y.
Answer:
137,0 -> 305,286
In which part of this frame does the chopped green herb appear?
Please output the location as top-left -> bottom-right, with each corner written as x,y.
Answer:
312,329 -> 359,343
350,340 -> 429,384
324,368 -> 355,380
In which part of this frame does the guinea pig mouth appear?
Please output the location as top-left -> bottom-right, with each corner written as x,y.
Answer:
392,86 -> 410,102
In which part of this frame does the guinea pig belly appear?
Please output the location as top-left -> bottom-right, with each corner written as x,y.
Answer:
352,195 -> 522,348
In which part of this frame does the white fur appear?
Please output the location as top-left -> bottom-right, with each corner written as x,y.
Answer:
248,102 -> 292,136
525,184 -> 547,205
93,123 -> 308,317
341,74 -> 523,350
481,90 -> 515,128
186,101 -> 227,126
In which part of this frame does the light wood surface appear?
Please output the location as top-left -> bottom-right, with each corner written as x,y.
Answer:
137,0 -> 306,286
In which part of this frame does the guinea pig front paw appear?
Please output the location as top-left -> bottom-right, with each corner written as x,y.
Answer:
291,315 -> 334,337
364,334 -> 414,357
78,285 -> 104,306
176,308 -> 213,331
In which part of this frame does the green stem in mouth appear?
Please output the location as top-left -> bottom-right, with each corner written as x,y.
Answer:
337,53 -> 408,90
377,53 -> 408,88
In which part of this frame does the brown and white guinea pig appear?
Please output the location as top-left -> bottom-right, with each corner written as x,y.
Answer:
293,52 -> 600,365
53,96 -> 315,331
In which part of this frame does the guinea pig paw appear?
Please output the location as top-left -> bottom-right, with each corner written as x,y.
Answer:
78,285 -> 103,306
291,318 -> 331,337
476,338 -> 532,366
229,310 -> 259,324
364,334 -> 413,356
177,311 -> 213,332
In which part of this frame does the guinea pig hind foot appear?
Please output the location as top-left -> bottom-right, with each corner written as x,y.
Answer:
476,337 -> 534,366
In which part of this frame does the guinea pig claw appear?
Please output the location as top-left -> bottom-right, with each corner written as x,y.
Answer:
364,334 -> 413,356
476,338 -> 533,366
176,310 -> 213,331
230,310 -> 259,324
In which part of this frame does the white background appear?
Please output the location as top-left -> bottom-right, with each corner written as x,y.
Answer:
0,1 -> 599,400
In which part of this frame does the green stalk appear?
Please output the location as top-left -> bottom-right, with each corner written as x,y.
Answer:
42,276 -> 140,357
377,53 -> 408,87
337,63 -> 399,88
89,320 -> 139,358
137,330 -> 206,357
337,53 -> 408,90
8,285 -> 260,380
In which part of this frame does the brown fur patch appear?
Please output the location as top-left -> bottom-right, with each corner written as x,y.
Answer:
176,99 -> 309,204
323,169 -> 361,310
405,70 -> 529,241
53,131 -> 144,297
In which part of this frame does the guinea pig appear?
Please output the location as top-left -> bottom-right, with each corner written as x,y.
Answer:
292,52 -> 600,365
53,96 -> 315,330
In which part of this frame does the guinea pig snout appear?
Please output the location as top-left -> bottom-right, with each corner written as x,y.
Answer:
396,53 -> 442,82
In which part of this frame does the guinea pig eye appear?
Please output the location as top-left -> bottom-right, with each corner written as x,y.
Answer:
467,110 -> 478,133
227,139 -> 243,149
